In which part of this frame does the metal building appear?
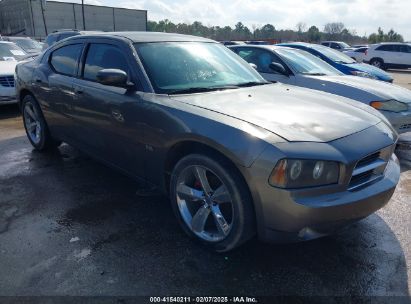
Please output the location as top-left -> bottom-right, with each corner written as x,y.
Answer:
0,0 -> 147,40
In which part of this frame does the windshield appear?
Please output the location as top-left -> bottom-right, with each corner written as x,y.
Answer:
134,42 -> 268,94
10,38 -> 42,51
311,44 -> 356,64
339,42 -> 350,48
276,48 -> 343,76
0,43 -> 28,61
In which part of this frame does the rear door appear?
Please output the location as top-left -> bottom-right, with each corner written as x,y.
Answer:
33,43 -> 84,140
71,39 -> 146,177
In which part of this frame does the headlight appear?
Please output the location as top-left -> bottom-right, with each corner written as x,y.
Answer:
269,159 -> 340,189
370,100 -> 408,113
350,71 -> 377,79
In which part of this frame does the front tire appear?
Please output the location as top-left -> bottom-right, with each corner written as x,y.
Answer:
170,154 -> 255,252
370,58 -> 384,69
22,95 -> 61,151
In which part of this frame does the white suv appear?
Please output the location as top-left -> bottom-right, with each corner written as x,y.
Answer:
364,43 -> 411,70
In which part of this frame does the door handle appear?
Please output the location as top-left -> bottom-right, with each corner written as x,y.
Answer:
74,87 -> 84,94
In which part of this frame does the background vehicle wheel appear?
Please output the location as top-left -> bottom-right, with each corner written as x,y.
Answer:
170,154 -> 255,252
22,95 -> 61,151
370,58 -> 384,69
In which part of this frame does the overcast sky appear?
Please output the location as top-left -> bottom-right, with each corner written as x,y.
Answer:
53,0 -> 411,40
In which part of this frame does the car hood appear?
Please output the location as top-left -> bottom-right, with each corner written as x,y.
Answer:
346,63 -> 392,80
170,84 -> 382,142
313,75 -> 411,103
0,61 -> 18,76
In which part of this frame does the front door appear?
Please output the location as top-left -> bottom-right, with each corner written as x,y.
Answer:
71,42 -> 146,177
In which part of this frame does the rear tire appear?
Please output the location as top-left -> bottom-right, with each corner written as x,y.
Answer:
22,95 -> 61,151
170,154 -> 255,252
370,58 -> 385,70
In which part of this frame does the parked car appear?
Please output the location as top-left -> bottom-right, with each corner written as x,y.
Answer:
245,41 -> 272,45
42,29 -> 101,50
16,32 -> 400,252
221,41 -> 246,46
343,47 -> 368,62
278,42 -> 393,82
352,44 -> 368,49
0,41 -> 29,105
230,45 -> 411,134
1,36 -> 42,55
363,43 -> 411,70
321,41 -> 351,51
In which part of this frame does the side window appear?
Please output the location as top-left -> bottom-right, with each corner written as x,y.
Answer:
355,48 -> 367,53
331,43 -> 341,49
399,45 -> 411,53
376,45 -> 396,52
50,44 -> 83,76
235,48 -> 280,74
83,44 -> 129,82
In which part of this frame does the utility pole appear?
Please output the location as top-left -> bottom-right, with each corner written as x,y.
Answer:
40,0 -> 48,36
82,0 -> 86,30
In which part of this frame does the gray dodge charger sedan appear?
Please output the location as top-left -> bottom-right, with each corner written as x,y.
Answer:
15,32 -> 400,252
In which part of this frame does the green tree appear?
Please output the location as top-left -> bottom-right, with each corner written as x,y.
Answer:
307,25 -> 321,42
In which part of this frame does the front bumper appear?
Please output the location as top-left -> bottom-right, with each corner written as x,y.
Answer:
260,156 -> 398,242
242,124 -> 400,243
383,110 -> 411,134
0,96 -> 17,105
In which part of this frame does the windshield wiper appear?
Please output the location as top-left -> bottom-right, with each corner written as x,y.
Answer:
236,81 -> 272,87
168,85 -> 239,95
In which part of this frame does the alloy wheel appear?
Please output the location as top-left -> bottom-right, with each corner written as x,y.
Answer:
23,102 -> 42,145
175,165 -> 234,242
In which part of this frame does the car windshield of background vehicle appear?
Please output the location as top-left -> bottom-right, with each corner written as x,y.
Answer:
276,48 -> 343,76
0,43 -> 28,61
134,42 -> 269,94
312,45 -> 356,64
339,41 -> 350,48
11,38 -> 42,52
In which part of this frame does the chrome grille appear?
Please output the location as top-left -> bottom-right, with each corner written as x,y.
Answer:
348,145 -> 394,191
0,76 -> 15,87
399,123 -> 411,131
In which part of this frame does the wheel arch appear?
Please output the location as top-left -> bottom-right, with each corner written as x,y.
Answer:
370,57 -> 384,63
164,140 -> 253,200
18,89 -> 34,109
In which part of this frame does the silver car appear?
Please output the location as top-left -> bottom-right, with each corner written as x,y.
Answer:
230,45 -> 411,135
16,32 -> 400,252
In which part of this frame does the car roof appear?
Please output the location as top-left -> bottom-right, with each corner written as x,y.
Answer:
229,44 -> 295,52
277,42 -> 312,48
0,41 -> 15,44
73,31 -> 215,43
374,42 -> 407,45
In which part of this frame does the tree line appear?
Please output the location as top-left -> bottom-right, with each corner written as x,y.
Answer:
147,20 -> 404,44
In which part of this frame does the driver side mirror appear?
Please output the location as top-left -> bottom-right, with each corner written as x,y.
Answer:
96,69 -> 134,88
249,63 -> 258,70
269,62 -> 288,76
